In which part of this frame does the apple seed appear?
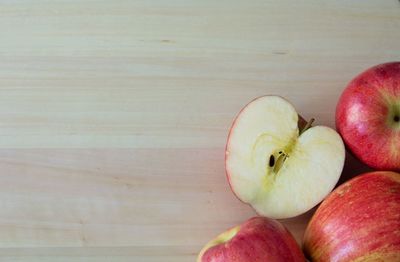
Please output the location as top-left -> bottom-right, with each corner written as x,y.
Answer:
269,155 -> 275,167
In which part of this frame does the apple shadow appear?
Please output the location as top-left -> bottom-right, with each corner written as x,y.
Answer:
337,151 -> 374,186
279,207 -> 317,245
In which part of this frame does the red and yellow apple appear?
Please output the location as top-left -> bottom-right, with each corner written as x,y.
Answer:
303,171 -> 400,261
225,96 -> 345,219
197,217 -> 305,262
336,62 -> 400,171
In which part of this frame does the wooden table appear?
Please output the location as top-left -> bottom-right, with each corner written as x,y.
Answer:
0,1 -> 399,261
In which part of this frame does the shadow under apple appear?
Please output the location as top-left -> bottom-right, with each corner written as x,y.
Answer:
337,151 -> 374,186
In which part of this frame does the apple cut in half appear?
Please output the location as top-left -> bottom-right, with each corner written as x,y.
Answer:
225,96 -> 345,219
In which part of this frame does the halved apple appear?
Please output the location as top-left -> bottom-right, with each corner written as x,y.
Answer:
225,96 -> 345,219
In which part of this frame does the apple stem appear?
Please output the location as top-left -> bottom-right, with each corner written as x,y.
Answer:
300,118 -> 315,135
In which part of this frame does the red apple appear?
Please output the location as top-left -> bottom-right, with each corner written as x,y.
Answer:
336,62 -> 400,171
226,96 -> 345,219
197,217 -> 305,262
303,171 -> 400,262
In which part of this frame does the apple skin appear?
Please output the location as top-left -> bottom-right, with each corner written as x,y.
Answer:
198,217 -> 305,262
336,62 -> 400,171
303,171 -> 400,262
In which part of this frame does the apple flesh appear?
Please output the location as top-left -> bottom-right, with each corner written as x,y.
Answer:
225,96 -> 345,219
336,62 -> 400,171
197,217 -> 305,262
303,171 -> 400,262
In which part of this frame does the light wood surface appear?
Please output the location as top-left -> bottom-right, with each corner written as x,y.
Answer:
0,0 -> 399,260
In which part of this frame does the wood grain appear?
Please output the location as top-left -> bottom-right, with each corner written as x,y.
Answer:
0,0 -> 399,260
